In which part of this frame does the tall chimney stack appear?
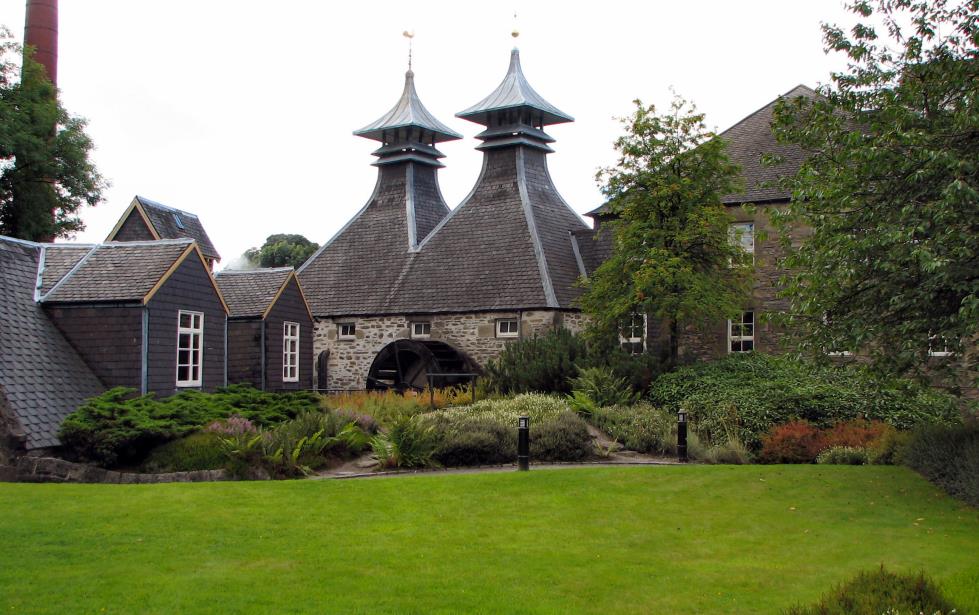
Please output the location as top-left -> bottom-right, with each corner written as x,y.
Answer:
24,0 -> 58,86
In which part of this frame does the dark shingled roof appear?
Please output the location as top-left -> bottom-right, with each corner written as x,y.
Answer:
720,84 -> 817,204
571,227 -> 614,276
42,239 -> 194,304
135,196 -> 221,261
38,244 -> 93,295
0,237 -> 104,449
214,267 -> 294,318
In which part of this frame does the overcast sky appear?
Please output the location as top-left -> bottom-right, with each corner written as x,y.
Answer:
1,1 -> 856,268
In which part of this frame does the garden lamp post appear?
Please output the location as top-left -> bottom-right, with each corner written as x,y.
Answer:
518,416 -> 530,471
677,409 -> 688,463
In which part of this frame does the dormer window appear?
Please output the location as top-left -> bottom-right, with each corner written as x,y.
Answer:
496,319 -> 519,338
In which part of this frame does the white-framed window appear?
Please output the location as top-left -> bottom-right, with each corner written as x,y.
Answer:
620,312 -> 646,355
411,322 -> 431,339
176,310 -> 204,387
283,322 -> 300,382
338,323 -> 356,340
496,318 -> 519,338
928,334 -> 953,357
729,222 -> 755,265
728,311 -> 754,353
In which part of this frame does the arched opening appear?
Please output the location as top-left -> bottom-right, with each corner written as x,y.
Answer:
366,339 -> 476,392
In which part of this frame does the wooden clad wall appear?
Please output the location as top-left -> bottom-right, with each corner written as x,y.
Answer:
112,210 -> 156,242
145,256 -> 226,396
44,305 -> 143,390
226,319 -> 262,389
264,278 -> 313,391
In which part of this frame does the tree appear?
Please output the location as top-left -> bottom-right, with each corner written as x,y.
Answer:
770,0 -> 978,383
578,96 -> 751,365
0,28 -> 106,241
243,233 -> 319,269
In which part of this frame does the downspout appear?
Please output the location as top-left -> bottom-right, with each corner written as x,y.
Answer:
260,319 -> 267,391
140,306 -> 149,394
223,314 -> 228,387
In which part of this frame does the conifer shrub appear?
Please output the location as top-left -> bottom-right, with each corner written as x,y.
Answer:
59,385 -> 322,467
648,353 -> 959,448
783,566 -> 958,615
900,422 -> 979,507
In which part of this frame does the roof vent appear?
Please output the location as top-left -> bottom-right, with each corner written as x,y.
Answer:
173,213 -> 185,229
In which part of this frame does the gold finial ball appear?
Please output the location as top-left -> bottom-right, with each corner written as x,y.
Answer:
511,29 -> 519,38
403,30 -> 415,39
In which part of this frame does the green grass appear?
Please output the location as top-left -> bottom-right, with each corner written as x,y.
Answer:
1,466 -> 976,614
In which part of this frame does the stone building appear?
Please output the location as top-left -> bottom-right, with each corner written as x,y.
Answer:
299,49 -> 590,391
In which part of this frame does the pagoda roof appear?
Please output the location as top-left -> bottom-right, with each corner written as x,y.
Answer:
354,70 -> 462,143
457,48 -> 573,127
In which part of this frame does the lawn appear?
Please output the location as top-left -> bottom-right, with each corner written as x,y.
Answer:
1,466 -> 976,614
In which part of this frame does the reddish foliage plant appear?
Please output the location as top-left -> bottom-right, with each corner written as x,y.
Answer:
759,420 -> 825,464
822,419 -> 891,450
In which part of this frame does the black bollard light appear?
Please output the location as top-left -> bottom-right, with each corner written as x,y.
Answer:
518,415 -> 530,471
677,409 -> 688,463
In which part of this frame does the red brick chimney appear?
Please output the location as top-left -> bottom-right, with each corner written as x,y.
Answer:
24,0 -> 58,86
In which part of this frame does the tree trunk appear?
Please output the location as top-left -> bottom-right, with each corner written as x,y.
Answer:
669,317 -> 679,366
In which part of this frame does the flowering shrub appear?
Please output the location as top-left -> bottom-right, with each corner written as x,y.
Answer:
205,415 -> 256,437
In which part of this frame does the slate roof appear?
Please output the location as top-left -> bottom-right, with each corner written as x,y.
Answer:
42,239 -> 195,304
0,237 -> 104,449
571,227 -> 614,276
38,244 -> 92,295
133,196 -> 221,261
354,70 -> 462,143
214,267 -> 295,318
457,48 -> 573,126
720,84 -> 817,204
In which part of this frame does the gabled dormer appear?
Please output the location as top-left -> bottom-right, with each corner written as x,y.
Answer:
106,196 -> 221,270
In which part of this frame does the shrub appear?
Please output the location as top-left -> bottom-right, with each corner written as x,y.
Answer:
431,417 -> 516,467
530,411 -> 593,462
58,385 -> 322,467
371,415 -> 438,469
783,566 -> 958,615
483,328 -> 588,395
589,403 -> 673,454
901,422 -> 979,507
648,353 -> 959,448
759,421 -> 824,464
816,446 -> 868,465
569,367 -> 636,412
821,419 -> 889,450
867,428 -> 911,465
431,394 -> 572,426
140,432 -> 226,473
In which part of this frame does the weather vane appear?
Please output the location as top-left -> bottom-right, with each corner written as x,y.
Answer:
511,11 -> 519,39
403,29 -> 415,71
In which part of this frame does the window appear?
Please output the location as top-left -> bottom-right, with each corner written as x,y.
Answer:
338,323 -> 356,340
176,311 -> 204,387
283,322 -> 300,382
411,322 -> 431,339
728,311 -> 754,353
620,312 -> 646,355
729,222 -> 755,265
172,213 -> 185,229
496,318 -> 519,338
928,335 -> 953,357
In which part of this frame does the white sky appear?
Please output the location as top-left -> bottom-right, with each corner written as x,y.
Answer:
1,1 -> 855,268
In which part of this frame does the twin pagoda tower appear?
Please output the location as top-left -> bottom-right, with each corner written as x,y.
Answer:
299,49 -> 588,318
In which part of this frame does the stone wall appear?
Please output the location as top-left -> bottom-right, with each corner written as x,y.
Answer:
313,309 -> 576,390
10,456 -> 227,483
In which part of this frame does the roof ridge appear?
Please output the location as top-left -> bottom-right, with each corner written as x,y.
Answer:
718,83 -> 817,140
215,266 -> 294,276
136,195 -> 201,218
102,238 -> 195,248
515,147 -> 558,308
38,244 -> 99,302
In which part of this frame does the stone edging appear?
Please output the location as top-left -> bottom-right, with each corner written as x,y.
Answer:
7,457 -> 227,484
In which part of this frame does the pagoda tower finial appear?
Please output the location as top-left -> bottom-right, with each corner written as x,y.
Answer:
403,30 -> 414,71
456,47 -> 572,152
511,11 -> 519,40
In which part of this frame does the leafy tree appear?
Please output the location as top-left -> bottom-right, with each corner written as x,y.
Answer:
0,28 -> 106,240
770,0 -> 978,383
243,233 -> 319,269
578,96 -> 751,365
